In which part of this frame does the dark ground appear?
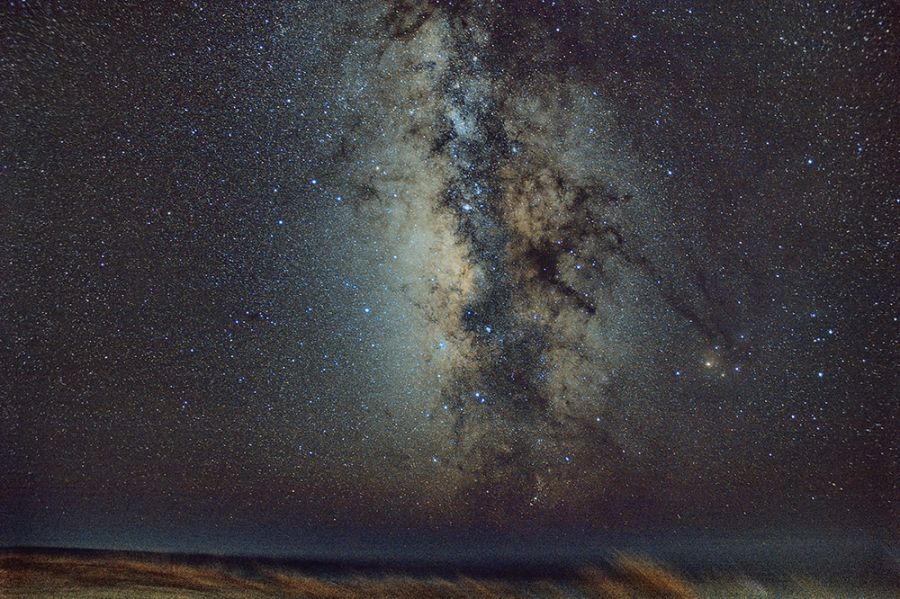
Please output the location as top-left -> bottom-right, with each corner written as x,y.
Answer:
1,543 -> 897,598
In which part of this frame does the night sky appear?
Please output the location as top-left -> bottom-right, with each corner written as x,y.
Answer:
1,1 -> 896,558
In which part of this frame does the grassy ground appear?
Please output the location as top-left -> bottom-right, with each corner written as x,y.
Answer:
0,550 -> 896,598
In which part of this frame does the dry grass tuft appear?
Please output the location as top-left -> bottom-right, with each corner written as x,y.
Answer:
578,566 -> 634,599
612,553 -> 699,598
0,553 -> 271,594
459,575 -> 525,599
261,571 -> 528,599
578,554 -> 699,598
264,568 -> 357,597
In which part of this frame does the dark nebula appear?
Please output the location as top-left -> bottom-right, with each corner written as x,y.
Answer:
1,1 -> 896,558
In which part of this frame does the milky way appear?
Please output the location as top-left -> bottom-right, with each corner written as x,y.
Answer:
333,2 -> 752,522
1,1 -> 895,555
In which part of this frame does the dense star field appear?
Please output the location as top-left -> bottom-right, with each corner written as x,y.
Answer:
1,1 -> 896,557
